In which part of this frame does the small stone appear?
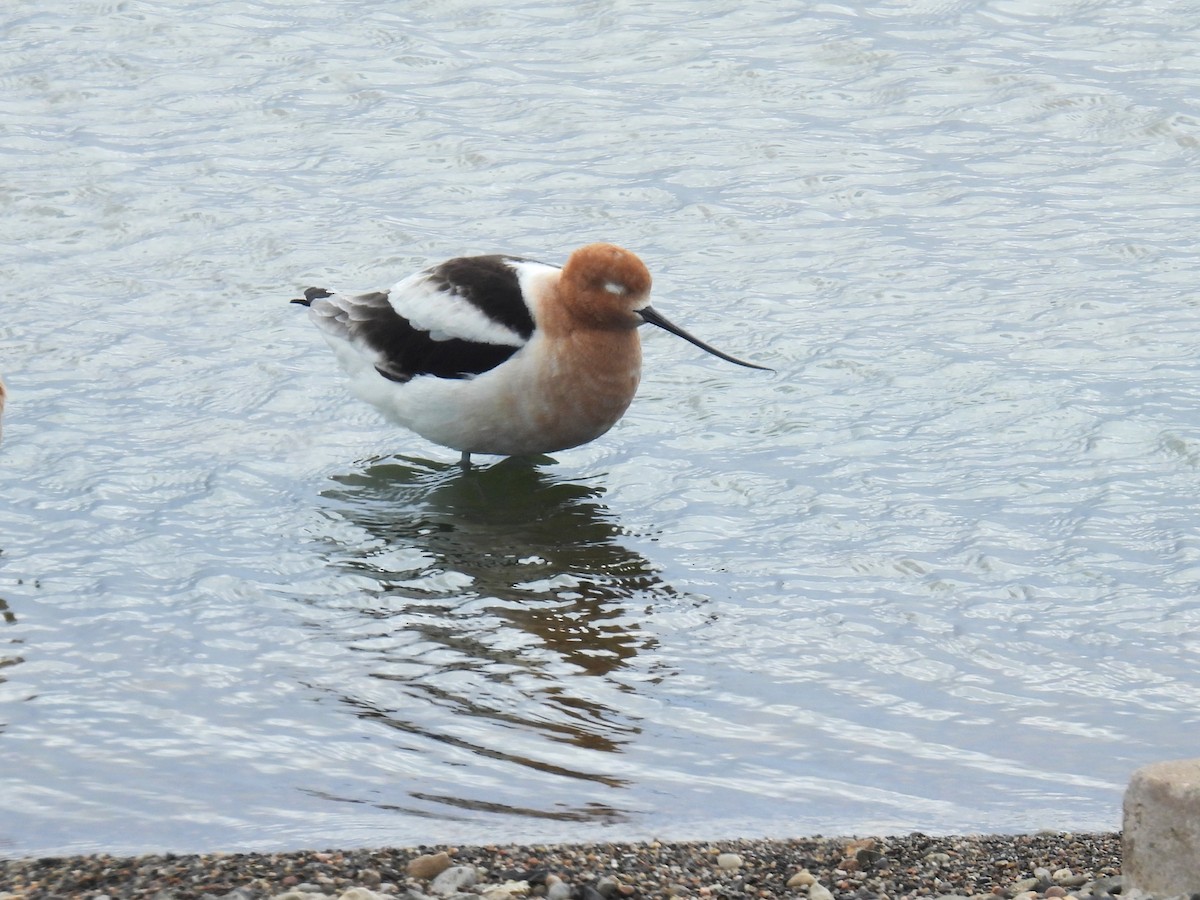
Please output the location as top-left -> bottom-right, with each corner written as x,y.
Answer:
856,847 -> 882,867
594,876 -> 621,898
716,854 -> 742,871
845,839 -> 877,855
359,869 -> 383,887
1087,875 -> 1124,896
1045,888 -> 1067,898
787,871 -> 816,889
519,870 -> 549,887
1060,876 -> 1089,888
547,882 -> 573,900
1035,868 -> 1052,882
1010,879 -> 1040,895
337,890 -> 391,900
809,883 -> 834,900
430,866 -> 478,897
408,853 -> 454,880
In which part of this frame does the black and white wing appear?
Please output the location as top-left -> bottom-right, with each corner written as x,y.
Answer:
294,255 -> 556,383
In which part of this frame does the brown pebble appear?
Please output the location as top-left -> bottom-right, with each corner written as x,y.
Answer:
1045,888 -> 1067,898
407,851 -> 454,879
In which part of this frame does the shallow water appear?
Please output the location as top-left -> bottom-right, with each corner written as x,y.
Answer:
3,0 -> 1200,857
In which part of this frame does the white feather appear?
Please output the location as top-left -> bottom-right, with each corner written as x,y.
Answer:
389,270 -> 527,346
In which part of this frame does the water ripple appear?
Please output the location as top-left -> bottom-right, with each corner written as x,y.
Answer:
3,0 -> 1200,856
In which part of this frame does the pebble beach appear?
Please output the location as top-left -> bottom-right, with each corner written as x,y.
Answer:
0,832 -> 1126,900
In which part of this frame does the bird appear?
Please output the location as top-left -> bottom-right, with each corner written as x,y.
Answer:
292,242 -> 770,465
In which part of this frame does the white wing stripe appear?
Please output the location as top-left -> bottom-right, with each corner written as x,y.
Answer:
389,273 -> 527,347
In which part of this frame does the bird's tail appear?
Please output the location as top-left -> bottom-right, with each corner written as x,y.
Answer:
290,287 -> 334,307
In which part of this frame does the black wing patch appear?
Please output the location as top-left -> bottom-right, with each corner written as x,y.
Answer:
295,255 -> 552,383
353,291 -> 525,382
425,255 -> 538,341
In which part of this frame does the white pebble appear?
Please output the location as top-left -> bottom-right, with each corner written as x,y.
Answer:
717,853 -> 743,870
809,883 -> 834,900
787,870 -> 816,888
431,865 -> 479,897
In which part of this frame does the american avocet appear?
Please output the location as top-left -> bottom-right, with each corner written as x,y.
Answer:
292,242 -> 770,464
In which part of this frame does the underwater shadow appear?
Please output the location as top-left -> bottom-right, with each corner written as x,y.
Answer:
319,455 -> 676,677
302,455 -> 681,825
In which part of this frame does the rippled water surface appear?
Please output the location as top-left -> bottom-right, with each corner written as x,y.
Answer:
3,0 -> 1200,857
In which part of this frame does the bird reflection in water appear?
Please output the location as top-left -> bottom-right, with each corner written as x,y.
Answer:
309,455 -> 680,823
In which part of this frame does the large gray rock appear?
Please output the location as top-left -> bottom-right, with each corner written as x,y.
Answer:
1123,758 -> 1200,895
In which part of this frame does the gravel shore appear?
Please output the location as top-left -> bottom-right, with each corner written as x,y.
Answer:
0,832 -> 1125,900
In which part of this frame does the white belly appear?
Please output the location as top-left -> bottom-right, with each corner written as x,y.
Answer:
339,333 -> 642,456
